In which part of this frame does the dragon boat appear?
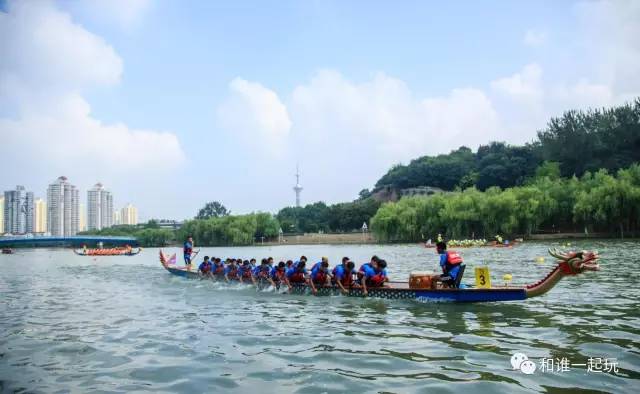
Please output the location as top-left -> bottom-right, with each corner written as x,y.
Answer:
159,249 -> 599,302
74,247 -> 142,256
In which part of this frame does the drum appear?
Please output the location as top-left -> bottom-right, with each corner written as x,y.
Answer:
409,272 -> 435,289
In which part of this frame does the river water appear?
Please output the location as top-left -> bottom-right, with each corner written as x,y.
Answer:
1,241 -> 639,393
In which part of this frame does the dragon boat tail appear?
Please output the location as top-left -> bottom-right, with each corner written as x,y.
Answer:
158,249 -> 599,303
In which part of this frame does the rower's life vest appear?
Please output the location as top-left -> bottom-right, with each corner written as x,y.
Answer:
241,268 -> 252,279
214,264 -> 224,275
257,267 -> 270,278
183,242 -> 192,255
289,270 -> 305,283
312,268 -> 327,284
445,251 -> 463,272
272,269 -> 286,281
227,267 -> 238,278
366,271 -> 386,287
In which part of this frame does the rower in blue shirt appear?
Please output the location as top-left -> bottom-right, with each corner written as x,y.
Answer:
309,257 -> 331,294
198,256 -> 212,278
286,260 -> 308,291
251,258 -> 271,285
361,259 -> 388,296
224,259 -> 238,282
237,260 -> 253,283
333,260 -> 356,294
270,261 -> 287,289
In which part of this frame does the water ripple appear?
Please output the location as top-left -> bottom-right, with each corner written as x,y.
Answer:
1,242 -> 639,393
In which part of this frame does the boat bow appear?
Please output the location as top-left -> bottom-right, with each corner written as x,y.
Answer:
525,249 -> 600,298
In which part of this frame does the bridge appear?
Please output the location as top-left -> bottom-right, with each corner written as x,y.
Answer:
0,236 -> 139,248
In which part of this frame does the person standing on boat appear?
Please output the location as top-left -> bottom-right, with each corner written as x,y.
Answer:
434,241 -> 463,287
183,236 -> 195,267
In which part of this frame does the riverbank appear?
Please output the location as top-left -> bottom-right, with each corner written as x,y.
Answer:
263,232 -> 376,245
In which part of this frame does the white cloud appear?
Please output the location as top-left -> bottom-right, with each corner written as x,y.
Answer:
0,0 -> 185,208
523,29 -> 547,47
217,77 -> 291,154
491,63 -> 543,102
575,0 -> 640,95
288,70 -> 500,158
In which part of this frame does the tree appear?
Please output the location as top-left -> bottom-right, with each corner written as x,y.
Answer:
358,188 -> 372,200
196,201 -> 229,219
475,142 -> 540,190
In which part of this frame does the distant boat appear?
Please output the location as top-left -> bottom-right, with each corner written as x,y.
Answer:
73,247 -> 141,256
158,248 -> 599,303
1,248 -> 14,254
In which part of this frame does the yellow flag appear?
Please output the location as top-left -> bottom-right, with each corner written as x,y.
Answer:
475,266 -> 492,288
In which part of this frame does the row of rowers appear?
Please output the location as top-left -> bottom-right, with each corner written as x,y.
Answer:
196,255 -> 388,295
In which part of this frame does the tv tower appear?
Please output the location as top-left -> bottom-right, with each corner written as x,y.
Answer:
293,164 -> 303,207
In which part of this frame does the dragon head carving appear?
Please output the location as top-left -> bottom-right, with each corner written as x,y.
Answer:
548,248 -> 600,275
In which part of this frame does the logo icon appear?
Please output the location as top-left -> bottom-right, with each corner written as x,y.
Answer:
511,352 -> 536,374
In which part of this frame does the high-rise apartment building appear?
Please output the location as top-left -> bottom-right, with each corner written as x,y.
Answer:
0,196 -> 4,234
121,204 -> 138,225
79,203 -> 87,232
3,186 -> 34,234
35,198 -> 47,233
47,176 -> 79,237
113,210 -> 121,226
87,183 -> 113,231
25,191 -> 34,233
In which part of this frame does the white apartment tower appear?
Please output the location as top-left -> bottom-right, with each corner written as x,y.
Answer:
87,183 -> 113,231
3,186 -> 34,234
47,176 -> 79,237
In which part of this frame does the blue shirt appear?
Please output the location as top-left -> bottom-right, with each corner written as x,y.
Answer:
198,261 -> 210,272
363,265 -> 387,279
286,267 -> 307,278
333,265 -> 353,280
224,265 -> 237,276
270,267 -> 286,279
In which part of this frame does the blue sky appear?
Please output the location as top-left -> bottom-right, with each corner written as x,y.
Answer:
1,0 -> 638,220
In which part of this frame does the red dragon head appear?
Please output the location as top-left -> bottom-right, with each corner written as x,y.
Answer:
548,248 -> 600,275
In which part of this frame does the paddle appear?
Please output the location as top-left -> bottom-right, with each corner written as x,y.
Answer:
187,248 -> 201,269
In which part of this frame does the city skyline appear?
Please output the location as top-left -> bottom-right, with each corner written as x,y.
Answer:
2,177 -> 141,234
